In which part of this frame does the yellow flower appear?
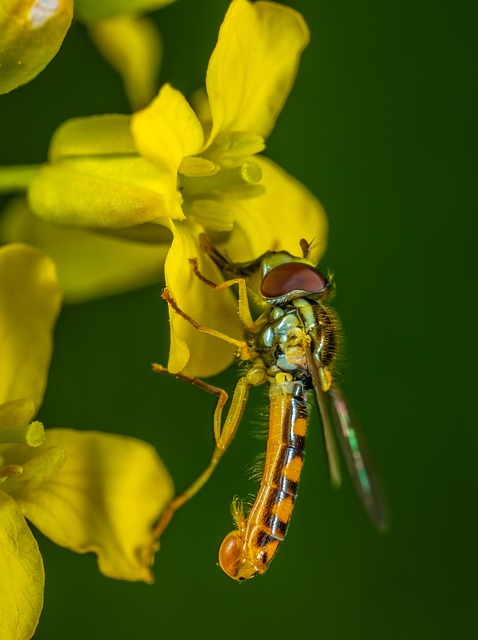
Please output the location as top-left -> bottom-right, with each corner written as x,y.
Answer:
0,244 -> 173,639
22,0 -> 328,377
0,195 -> 168,304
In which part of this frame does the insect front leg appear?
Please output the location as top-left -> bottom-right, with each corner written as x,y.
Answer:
162,288 -> 251,361
150,364 -> 266,541
189,257 -> 255,332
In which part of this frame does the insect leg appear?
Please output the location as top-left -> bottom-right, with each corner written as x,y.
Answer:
151,366 -> 264,541
162,288 -> 251,360
189,258 -> 255,331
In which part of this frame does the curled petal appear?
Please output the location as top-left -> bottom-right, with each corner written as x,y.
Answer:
206,0 -> 309,143
0,244 -> 61,409
131,84 -> 204,219
225,156 -> 328,265
15,429 -> 174,583
164,219 -> 242,377
0,492 -> 44,640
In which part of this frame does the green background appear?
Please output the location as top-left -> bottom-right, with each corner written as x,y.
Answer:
1,1 -> 477,638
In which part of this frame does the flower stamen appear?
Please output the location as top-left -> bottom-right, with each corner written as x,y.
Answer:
0,420 -> 45,447
179,160 -> 262,196
0,464 -> 23,483
178,156 -> 219,177
12,446 -> 66,483
206,132 -> 265,160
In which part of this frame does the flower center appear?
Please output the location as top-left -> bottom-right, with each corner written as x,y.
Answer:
0,410 -> 65,495
177,132 -> 265,232
1,447 -> 66,496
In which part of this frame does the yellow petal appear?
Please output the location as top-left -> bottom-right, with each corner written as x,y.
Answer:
88,15 -> 162,111
15,429 -> 174,583
1,197 -> 168,304
164,219 -> 242,377
189,86 -> 212,133
0,244 -> 61,409
49,114 -> 136,161
28,158 -> 174,228
131,83 -> 204,219
206,0 -> 309,143
0,398 -> 36,428
225,156 -> 328,265
0,0 -> 73,94
0,492 -> 44,640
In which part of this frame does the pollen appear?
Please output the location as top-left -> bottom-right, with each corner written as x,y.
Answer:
319,366 -> 332,392
275,371 -> 293,385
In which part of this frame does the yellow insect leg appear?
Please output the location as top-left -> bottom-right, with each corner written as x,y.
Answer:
189,258 -> 255,331
151,255 -> 266,552
162,288 -> 251,361
150,366 -> 262,543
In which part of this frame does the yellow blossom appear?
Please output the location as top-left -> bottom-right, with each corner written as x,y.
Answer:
0,244 -> 173,639
12,0 -> 328,377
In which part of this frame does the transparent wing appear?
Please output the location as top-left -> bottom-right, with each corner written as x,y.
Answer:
328,383 -> 389,531
306,349 -> 342,488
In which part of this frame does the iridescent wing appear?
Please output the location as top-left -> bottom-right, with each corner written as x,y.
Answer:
328,383 -> 389,531
306,349 -> 342,489
307,348 -> 388,531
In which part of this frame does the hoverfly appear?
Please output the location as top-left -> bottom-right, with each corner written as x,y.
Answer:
152,235 -> 387,581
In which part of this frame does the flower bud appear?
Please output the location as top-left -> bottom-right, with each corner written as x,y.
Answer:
0,0 -> 73,94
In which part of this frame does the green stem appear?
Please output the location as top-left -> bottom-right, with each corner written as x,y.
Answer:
0,164 -> 40,193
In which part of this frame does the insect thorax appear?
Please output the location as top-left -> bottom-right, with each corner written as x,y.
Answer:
254,297 -> 338,387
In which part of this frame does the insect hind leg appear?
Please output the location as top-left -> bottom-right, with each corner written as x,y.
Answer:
150,365 -> 260,544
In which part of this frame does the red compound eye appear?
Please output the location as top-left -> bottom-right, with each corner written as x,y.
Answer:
260,262 -> 328,298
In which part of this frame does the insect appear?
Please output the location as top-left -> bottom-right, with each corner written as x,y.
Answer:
152,235 -> 387,581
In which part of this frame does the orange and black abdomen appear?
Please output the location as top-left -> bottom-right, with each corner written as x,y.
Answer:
218,380 -> 308,580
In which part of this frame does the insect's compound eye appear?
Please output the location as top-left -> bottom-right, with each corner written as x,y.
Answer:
260,262 -> 328,298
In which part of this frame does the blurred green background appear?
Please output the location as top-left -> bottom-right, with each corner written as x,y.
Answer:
1,1 -> 477,638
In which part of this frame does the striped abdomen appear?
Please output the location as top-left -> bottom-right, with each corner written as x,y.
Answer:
218,379 -> 308,580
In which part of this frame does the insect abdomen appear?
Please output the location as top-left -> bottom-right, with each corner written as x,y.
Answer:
218,380 -> 308,580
